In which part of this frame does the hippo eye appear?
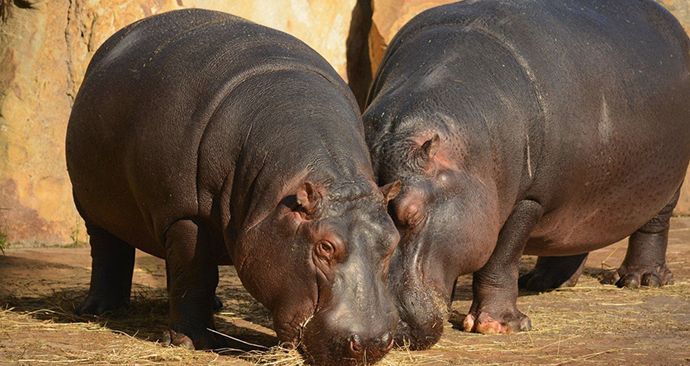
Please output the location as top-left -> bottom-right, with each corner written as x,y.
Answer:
316,240 -> 335,260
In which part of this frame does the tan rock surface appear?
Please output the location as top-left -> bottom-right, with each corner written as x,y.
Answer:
0,0 -> 355,244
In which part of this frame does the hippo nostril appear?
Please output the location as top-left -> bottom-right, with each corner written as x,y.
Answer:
381,332 -> 394,352
349,334 -> 364,355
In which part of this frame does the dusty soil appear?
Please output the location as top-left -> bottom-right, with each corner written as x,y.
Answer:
1,218 -> 690,365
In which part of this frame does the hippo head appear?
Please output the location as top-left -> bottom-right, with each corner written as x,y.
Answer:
232,178 -> 401,365
371,131 -> 498,350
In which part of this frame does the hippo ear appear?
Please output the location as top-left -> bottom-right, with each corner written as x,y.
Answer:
380,180 -> 401,203
421,134 -> 441,160
296,181 -> 321,215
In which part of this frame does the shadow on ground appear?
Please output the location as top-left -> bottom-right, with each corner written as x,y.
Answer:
0,253 -> 277,354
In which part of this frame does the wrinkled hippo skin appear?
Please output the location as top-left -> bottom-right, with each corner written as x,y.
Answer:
67,9 -> 400,365
364,0 -> 690,349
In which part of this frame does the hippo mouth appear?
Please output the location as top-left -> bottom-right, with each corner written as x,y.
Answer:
296,309 -> 395,366
392,282 -> 450,350
394,318 -> 444,350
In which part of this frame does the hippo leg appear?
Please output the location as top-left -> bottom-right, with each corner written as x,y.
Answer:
164,219 -> 227,350
518,253 -> 588,292
464,200 -> 543,334
77,224 -> 135,315
613,190 -> 679,288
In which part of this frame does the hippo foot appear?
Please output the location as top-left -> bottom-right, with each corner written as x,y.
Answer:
601,264 -> 673,288
462,310 -> 531,334
213,296 -> 223,313
76,294 -> 129,316
162,329 -> 195,350
518,254 -> 588,292
161,328 -> 230,350
519,268 -> 578,292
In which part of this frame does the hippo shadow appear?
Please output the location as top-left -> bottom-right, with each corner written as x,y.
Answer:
0,253 -> 277,353
450,257 -> 618,303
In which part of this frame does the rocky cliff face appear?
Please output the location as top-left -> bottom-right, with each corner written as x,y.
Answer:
0,0 -> 688,245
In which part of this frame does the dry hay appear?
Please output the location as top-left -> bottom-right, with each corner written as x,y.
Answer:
0,308 -> 446,366
0,308 -> 211,365
239,342 -> 446,366
2,277 -> 690,365
2,244 -> 690,365
0,305 -> 445,365
438,274 -> 690,366
3,277 -> 689,365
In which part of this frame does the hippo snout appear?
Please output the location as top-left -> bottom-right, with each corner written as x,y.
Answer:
347,331 -> 395,360
392,286 -> 449,350
394,318 -> 443,351
300,308 -> 398,365
309,329 -> 393,365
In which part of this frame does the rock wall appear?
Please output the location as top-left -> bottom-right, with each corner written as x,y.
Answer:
0,0 -> 355,245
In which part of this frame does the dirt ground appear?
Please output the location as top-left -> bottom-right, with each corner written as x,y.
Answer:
1,218 -> 689,365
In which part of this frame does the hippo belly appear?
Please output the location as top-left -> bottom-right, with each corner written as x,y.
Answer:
526,194 -> 676,256
523,81 -> 690,256
525,121 -> 689,256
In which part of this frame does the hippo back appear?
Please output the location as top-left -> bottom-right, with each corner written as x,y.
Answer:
366,0 -> 690,247
67,9 -> 362,256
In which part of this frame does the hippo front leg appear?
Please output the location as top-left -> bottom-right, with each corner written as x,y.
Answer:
464,200 -> 543,334
163,219 -> 227,350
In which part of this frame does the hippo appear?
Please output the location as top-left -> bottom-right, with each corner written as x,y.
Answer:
66,9 -> 401,365
363,0 -> 690,349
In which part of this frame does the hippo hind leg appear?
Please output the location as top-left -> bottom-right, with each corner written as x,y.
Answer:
518,253 -> 588,292
610,189 -> 680,288
77,224 -> 135,315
